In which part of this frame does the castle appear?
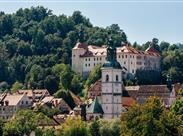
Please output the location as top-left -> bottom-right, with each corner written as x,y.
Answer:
72,40 -> 161,78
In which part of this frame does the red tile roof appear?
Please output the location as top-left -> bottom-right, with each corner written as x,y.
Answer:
145,46 -> 160,54
122,97 -> 136,107
73,42 -> 88,50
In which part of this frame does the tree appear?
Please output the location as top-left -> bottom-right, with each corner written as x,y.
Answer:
0,82 -> 9,92
121,97 -> 182,136
59,117 -> 90,136
84,64 -> 101,89
26,64 -> 45,89
90,119 -> 100,136
54,90 -> 75,109
98,119 -> 121,136
135,69 -> 161,85
171,89 -> 183,119
0,118 -> 4,136
70,74 -> 82,94
11,81 -> 24,93
34,104 -> 60,118
44,75 -> 59,94
3,109 -> 51,136
35,128 -> 56,136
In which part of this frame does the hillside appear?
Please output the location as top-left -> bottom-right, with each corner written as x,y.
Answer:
0,6 -> 182,94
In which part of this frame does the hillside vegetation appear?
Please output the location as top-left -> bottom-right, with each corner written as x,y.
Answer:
0,6 -> 182,95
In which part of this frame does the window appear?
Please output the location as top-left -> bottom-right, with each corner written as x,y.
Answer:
106,106 -> 108,110
88,63 -> 90,66
73,55 -> 75,57
97,58 -> 98,61
21,101 -> 24,104
124,61 -> 126,64
132,69 -> 134,73
89,58 -> 90,61
116,75 -> 119,81
130,55 -> 131,58
122,55 -> 124,58
94,63 -> 95,66
26,101 -> 28,105
85,64 -> 87,67
100,57 -> 102,60
126,55 -> 127,58
118,55 -> 120,58
106,75 -> 109,82
94,58 -> 95,61
85,58 -> 87,61
106,98 -> 108,102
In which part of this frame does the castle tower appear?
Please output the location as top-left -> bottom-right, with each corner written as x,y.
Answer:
72,27 -> 87,76
101,38 -> 123,119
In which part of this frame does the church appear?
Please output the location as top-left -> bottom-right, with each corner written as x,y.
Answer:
86,38 -> 124,119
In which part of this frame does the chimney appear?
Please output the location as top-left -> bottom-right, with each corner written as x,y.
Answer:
55,100 -> 58,107
5,101 -> 9,106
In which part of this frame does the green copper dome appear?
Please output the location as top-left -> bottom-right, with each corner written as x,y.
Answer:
103,60 -> 122,69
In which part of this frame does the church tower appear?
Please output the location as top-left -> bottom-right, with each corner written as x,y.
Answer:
101,38 -> 123,119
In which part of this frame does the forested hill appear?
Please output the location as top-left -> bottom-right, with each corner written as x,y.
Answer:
0,6 -> 182,95
0,6 -> 128,94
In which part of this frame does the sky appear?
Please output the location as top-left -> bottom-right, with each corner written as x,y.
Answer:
0,0 -> 183,44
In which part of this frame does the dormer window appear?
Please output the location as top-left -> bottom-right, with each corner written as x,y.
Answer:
106,75 -> 109,82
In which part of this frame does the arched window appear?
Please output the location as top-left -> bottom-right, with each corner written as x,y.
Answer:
116,75 -> 119,81
106,75 -> 109,82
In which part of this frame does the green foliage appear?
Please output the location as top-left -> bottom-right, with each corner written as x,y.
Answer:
162,49 -> 183,83
171,90 -> 183,120
36,128 -> 56,136
52,64 -> 82,94
84,65 -> 101,89
135,69 -> 161,85
89,119 -> 100,136
0,118 -> 4,136
121,97 -> 182,136
0,82 -> 9,92
0,6 -> 131,95
35,104 -> 60,118
54,90 -> 76,109
3,109 -> 50,136
11,81 -> 24,93
98,119 -> 121,136
59,117 -> 90,136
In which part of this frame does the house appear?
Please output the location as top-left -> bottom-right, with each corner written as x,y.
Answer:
41,96 -> 71,114
88,79 -> 182,109
0,93 -> 32,120
17,89 -> 50,102
88,80 -> 101,99
124,84 -> 182,108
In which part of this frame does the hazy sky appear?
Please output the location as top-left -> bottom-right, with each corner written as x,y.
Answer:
0,0 -> 183,44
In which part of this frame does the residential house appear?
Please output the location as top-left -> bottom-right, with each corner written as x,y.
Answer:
0,93 -> 32,120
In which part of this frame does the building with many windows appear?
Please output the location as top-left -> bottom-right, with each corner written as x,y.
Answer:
72,42 -> 161,78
